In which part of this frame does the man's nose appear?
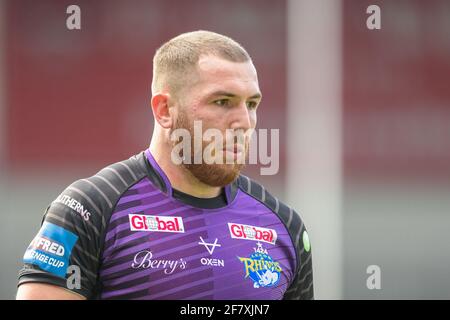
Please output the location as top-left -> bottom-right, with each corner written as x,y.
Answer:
229,101 -> 253,131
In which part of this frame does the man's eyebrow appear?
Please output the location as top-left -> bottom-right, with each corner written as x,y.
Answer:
208,91 -> 262,100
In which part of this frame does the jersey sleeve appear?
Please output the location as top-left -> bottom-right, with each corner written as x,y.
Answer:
283,222 -> 314,300
18,179 -> 107,299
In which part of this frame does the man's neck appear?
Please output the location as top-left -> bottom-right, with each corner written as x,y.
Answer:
149,144 -> 222,198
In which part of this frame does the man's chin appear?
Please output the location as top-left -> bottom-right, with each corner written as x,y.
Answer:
184,163 -> 243,187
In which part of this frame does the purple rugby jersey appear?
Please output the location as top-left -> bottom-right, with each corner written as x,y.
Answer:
18,149 -> 313,300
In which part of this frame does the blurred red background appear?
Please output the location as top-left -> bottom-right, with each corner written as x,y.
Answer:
5,0 -> 287,175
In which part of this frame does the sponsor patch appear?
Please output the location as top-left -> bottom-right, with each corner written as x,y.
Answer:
53,194 -> 91,221
228,223 -> 277,245
198,237 -> 224,267
129,214 -> 184,233
23,222 -> 78,278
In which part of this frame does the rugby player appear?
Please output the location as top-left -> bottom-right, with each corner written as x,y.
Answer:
16,30 -> 313,300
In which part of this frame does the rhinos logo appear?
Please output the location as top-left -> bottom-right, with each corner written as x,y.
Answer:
238,242 -> 282,288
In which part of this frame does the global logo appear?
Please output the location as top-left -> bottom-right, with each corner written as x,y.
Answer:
237,242 -> 282,289
129,214 -> 184,233
228,223 -> 277,245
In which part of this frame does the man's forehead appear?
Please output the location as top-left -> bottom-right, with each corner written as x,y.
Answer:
189,55 -> 259,95
196,54 -> 258,81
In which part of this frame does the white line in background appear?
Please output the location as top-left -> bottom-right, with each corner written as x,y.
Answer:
287,0 -> 343,299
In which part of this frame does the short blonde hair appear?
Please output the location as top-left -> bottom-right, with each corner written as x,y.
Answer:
151,30 -> 251,97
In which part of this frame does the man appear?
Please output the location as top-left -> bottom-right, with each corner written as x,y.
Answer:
16,30 -> 313,300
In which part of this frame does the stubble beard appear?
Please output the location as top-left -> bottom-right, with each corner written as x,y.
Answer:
170,110 -> 248,187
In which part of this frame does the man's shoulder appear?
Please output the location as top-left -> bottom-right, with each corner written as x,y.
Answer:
236,174 -> 305,233
51,151 -> 149,219
236,174 -> 309,277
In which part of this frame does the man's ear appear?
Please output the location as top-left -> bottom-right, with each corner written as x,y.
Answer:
151,93 -> 173,129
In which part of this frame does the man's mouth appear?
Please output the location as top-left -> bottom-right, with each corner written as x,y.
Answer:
223,144 -> 245,154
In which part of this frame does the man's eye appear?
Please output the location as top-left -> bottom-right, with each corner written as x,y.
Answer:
214,99 -> 230,107
246,101 -> 258,110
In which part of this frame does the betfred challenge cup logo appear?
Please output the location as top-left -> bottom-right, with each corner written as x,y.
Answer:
238,242 -> 282,289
